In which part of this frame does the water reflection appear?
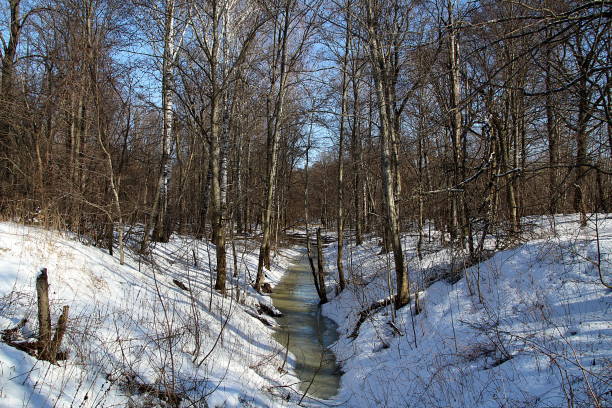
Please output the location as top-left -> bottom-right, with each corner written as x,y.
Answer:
271,252 -> 340,400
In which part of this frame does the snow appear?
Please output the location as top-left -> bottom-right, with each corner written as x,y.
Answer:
0,222 -> 303,407
0,214 -> 610,407
322,214 -> 611,408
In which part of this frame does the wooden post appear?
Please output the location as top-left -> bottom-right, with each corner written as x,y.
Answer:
50,305 -> 69,363
316,228 -> 328,304
36,268 -> 52,360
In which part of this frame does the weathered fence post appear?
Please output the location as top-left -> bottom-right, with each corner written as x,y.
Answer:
36,268 -> 69,363
50,305 -> 69,364
36,268 -> 52,360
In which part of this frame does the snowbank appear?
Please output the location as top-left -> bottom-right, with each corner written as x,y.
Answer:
0,222 -> 302,407
322,214 -> 611,408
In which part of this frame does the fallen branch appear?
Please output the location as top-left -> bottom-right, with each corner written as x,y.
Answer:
3,339 -> 40,356
257,302 -> 282,317
349,295 -> 396,339
173,279 -> 190,291
245,308 -> 278,327
115,373 -> 183,407
387,321 -> 404,337
1,317 -> 28,342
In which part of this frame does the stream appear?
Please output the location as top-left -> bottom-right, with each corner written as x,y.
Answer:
270,250 -> 341,401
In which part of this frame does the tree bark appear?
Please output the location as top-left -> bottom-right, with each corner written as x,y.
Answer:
144,0 -> 181,249
49,305 -> 69,364
255,4 -> 291,291
0,0 -> 24,196
363,0 -> 408,308
447,0 -> 465,245
211,91 -> 227,293
545,40 -> 559,215
304,125 -> 322,299
336,9 -> 350,292
316,228 -> 328,304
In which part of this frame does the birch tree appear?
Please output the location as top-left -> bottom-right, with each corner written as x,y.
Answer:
138,0 -> 190,251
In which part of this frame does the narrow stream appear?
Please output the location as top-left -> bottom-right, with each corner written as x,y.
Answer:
270,250 -> 340,400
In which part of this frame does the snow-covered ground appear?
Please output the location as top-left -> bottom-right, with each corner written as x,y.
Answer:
0,222 -> 305,407
1,214 -> 610,408
322,214 -> 611,408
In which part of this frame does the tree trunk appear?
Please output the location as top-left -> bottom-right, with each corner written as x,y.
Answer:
255,6 -> 291,291
574,65 -> 589,227
316,228 -> 328,304
545,41 -> 559,215
0,0 -> 21,168
447,1 -> 464,245
304,125 -> 322,299
211,92 -> 227,293
352,101 -> 364,245
148,0 -> 179,246
363,0 -> 408,308
351,51 -> 365,246
336,13 -> 350,292
198,154 -> 213,240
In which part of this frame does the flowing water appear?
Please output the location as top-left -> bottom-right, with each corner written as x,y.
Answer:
270,250 -> 341,400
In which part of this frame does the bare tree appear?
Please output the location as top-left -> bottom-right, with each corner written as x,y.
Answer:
137,0 -> 190,252
360,0 -> 409,308
255,0 -> 319,291
182,0 -> 267,293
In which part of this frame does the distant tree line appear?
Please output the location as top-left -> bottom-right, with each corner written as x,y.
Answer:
1,0 -> 609,298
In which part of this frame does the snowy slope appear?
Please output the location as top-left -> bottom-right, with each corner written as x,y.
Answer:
0,222 -> 304,407
322,214 -> 611,408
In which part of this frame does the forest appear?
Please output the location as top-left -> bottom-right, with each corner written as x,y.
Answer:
0,0 -> 610,407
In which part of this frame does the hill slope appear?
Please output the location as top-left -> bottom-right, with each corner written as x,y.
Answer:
322,214 -> 611,408
0,223 -> 301,407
